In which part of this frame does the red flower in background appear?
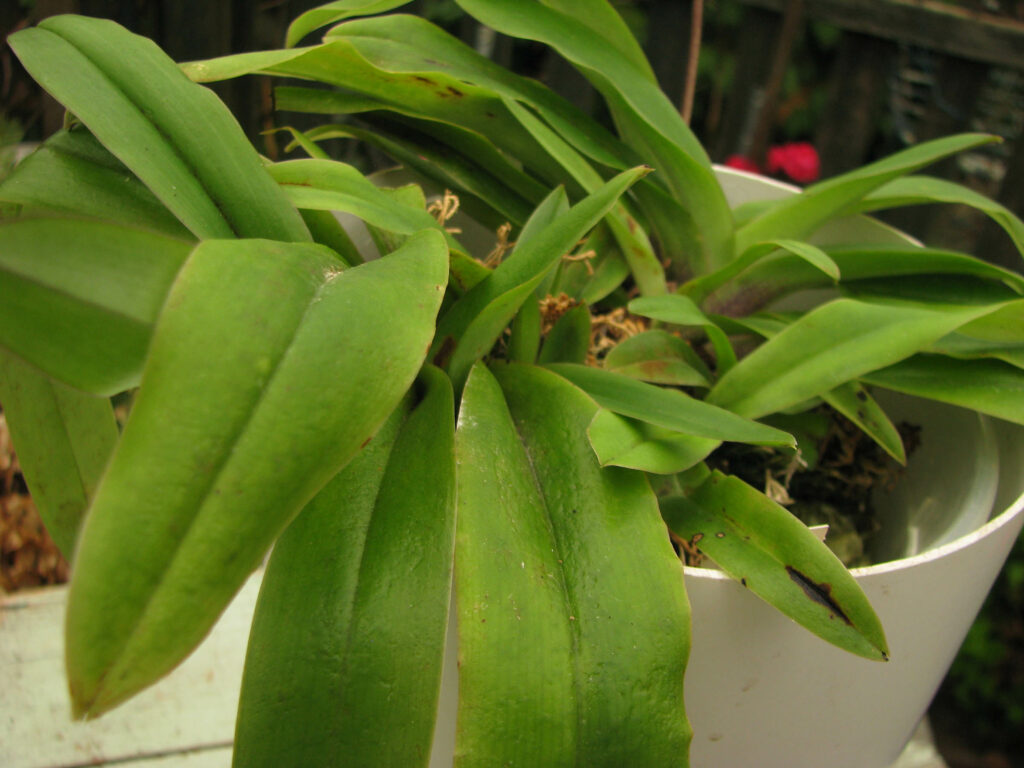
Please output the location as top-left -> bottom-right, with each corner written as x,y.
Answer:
766,142 -> 820,183
724,154 -> 761,174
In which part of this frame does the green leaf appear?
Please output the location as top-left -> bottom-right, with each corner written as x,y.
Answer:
508,296 -> 542,363
602,329 -> 711,387
297,209 -> 360,266
821,382 -> 905,463
538,303 -> 591,364
0,351 -> 118,557
454,362 -> 691,766
285,0 -> 413,47
0,218 -> 192,396
436,168 -> 647,386
628,294 -> 736,372
547,363 -> 794,447
11,16 -> 308,242
684,239 -> 839,305
0,130 -> 192,238
856,175 -> 1024,258
233,366 -> 455,768
65,231 -> 448,718
499,96 -> 667,295
863,355 -> 1024,426
298,119 -> 535,229
661,472 -> 889,661
321,14 -> 631,171
929,333 -> 1024,369
707,298 -> 1005,419
267,158 -> 447,239
451,0 -> 734,270
701,243 -> 1024,316
736,134 -> 998,253
588,409 -> 718,474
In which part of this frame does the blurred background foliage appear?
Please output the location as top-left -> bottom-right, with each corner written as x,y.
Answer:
2,0 -> 1023,765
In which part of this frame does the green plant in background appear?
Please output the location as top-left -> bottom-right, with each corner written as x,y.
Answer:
935,535 -> 1024,756
1,2 -> 1023,766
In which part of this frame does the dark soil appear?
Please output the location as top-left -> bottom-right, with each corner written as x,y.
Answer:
706,405 -> 920,567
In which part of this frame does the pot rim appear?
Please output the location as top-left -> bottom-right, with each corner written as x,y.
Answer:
684,484 -> 1024,581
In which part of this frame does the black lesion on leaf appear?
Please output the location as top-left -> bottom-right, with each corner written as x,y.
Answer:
785,565 -> 853,626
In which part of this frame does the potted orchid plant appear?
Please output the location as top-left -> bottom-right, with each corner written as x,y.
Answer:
1,2 -> 1023,766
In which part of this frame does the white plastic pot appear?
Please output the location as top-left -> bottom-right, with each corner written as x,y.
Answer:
684,398 -> 1024,768
677,168 -> 1024,768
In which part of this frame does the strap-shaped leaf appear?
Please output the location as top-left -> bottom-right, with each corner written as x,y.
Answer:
856,175 -> 1024,257
11,16 -> 308,242
321,13 -> 631,171
863,354 -> 1024,426
930,333 -> 1024,369
735,134 -> 998,252
453,0 -> 735,270
661,471 -> 889,661
268,159 -> 444,238
822,382 -> 906,464
65,231 -> 448,718
0,351 -> 117,557
707,298 -> 1007,419
702,243 -> 1024,316
0,218 -> 192,396
295,119 -> 536,229
500,96 -> 667,296
683,239 -> 839,305
547,363 -> 793,447
603,330 -> 711,387
538,303 -> 591,364
0,130 -> 191,238
629,294 -> 737,372
436,168 -> 647,386
588,409 -> 718,474
285,0 -> 413,46
234,366 -> 455,767
454,362 -> 691,766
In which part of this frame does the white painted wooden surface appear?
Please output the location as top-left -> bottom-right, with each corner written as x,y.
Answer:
1,570 -> 261,768
1,567 -> 946,767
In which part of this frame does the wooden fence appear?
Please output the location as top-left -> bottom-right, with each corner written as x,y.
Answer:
2,0 -> 1022,268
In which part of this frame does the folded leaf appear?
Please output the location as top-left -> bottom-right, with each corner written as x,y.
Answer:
11,16 -> 308,242
588,409 -> 718,474
822,382 -> 906,464
661,471 -> 889,660
285,0 -> 413,47
703,244 -> 1024,317
602,330 -> 711,387
538,304 -> 591,364
863,354 -> 1024,426
707,298 -> 1005,419
65,231 -> 448,718
0,351 -> 118,557
547,363 -> 793,447
455,362 -> 691,766
0,130 -> 191,238
268,158 -> 445,238
629,294 -> 736,372
234,366 -> 455,768
857,175 -> 1024,257
452,0 -> 734,270
735,133 -> 997,253
437,169 -> 647,386
0,218 -> 192,395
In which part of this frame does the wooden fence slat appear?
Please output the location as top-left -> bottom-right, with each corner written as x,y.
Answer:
740,0 -> 1024,70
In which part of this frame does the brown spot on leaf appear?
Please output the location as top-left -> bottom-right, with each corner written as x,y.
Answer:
786,566 -> 852,625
